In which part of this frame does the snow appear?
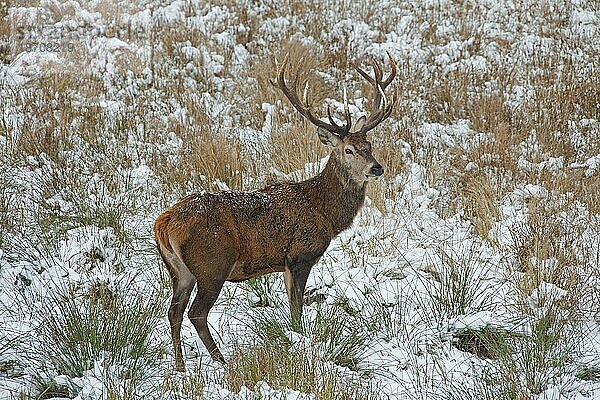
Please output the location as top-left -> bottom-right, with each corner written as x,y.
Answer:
529,281 -> 569,307
8,52 -> 63,78
1,0 -> 599,399
570,154 -> 600,177
570,10 -> 598,39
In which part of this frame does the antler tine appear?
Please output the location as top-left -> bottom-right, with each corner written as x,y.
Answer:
381,52 -> 397,89
379,81 -> 398,123
381,84 -> 398,121
303,81 -> 310,107
272,55 -> 352,138
292,56 -> 305,90
361,83 -> 395,132
327,106 -> 342,130
372,58 -> 383,84
343,86 -> 352,132
354,64 -> 375,85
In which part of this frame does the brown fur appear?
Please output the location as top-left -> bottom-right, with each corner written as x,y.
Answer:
156,152 -> 366,281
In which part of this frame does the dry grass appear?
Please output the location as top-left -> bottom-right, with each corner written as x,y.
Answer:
2,0 -> 599,398
509,197 -> 589,313
15,74 -> 96,160
457,170 -> 501,238
224,344 -> 378,400
153,118 -> 251,195
0,0 -> 10,64
161,365 -> 206,399
440,42 -> 600,237
268,120 -> 329,176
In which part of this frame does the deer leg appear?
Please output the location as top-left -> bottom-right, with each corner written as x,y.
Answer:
284,264 -> 312,333
168,273 -> 195,371
161,248 -> 197,372
188,281 -> 226,364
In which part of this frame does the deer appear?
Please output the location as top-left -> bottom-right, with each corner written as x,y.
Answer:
154,55 -> 397,370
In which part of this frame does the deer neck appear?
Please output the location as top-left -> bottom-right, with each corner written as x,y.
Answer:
305,151 -> 367,236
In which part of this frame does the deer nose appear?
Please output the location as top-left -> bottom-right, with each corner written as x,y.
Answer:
371,164 -> 384,176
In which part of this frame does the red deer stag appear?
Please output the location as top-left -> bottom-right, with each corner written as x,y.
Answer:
154,55 -> 397,369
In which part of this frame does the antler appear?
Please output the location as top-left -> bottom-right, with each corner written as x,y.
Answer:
272,56 -> 352,138
353,55 -> 397,133
272,54 -> 397,138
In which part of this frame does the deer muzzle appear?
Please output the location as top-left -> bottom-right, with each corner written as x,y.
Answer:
371,163 -> 384,177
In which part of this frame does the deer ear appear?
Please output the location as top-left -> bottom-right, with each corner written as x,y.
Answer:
352,115 -> 367,133
317,128 -> 342,147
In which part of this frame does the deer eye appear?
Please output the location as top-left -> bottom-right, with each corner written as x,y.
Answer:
345,148 -> 354,155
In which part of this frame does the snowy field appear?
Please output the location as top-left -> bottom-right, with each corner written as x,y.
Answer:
1,0 -> 599,398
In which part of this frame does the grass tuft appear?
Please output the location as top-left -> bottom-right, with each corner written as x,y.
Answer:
32,275 -> 166,387
224,343 -> 378,400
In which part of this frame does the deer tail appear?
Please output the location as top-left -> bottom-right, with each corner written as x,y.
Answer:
154,212 -> 174,254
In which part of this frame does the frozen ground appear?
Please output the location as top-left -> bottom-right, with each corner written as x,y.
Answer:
0,0 -> 599,399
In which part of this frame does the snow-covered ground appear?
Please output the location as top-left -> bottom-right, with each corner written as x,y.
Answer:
1,0 -> 599,399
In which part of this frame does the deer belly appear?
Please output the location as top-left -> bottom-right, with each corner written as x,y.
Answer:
226,258 -> 285,282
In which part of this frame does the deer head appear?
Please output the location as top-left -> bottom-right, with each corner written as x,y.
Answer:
273,55 -> 397,185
